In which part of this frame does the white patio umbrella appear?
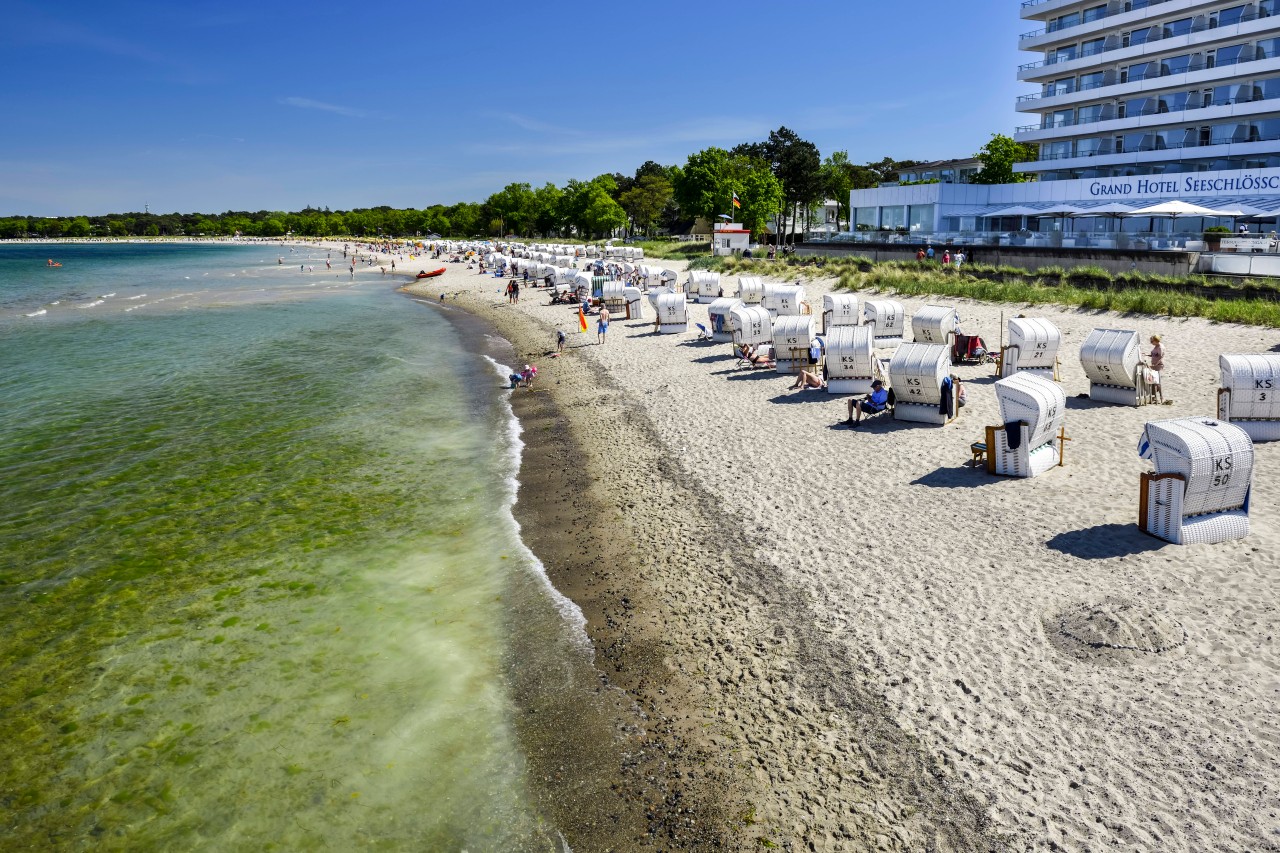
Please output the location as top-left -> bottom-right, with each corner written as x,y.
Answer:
1070,202 -> 1137,235
1125,200 -> 1244,217
1124,199 -> 1247,240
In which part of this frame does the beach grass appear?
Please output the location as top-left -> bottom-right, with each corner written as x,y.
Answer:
698,255 -> 1280,328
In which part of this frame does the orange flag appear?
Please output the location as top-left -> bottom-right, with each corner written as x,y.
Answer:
578,306 -> 588,333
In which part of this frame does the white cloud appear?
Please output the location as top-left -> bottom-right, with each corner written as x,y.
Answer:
279,97 -> 369,119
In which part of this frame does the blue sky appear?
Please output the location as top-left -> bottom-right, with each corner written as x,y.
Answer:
2,0 -> 1027,216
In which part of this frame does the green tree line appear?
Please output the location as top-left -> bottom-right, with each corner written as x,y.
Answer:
1,134 -> 1030,241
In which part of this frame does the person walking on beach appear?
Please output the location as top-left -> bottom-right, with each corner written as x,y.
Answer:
597,307 -> 610,344
557,328 -> 566,353
512,281 -> 520,303
1147,335 -> 1166,404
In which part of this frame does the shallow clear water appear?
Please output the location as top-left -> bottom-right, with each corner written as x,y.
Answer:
0,243 -> 581,849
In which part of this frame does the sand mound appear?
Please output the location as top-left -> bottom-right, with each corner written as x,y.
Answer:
1050,597 -> 1187,660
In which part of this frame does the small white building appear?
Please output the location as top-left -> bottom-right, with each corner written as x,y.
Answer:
713,222 -> 751,256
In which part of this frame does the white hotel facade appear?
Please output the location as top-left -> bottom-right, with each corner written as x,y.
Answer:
848,0 -> 1280,243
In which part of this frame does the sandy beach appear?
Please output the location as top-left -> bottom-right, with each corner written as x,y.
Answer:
376,243 -> 1280,852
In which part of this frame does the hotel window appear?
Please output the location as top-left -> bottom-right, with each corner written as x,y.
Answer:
1161,54 -> 1193,76
854,207 -> 878,230
1077,103 -> 1106,123
1254,118 -> 1280,140
1123,61 -> 1158,82
1121,131 -> 1154,152
1051,45 -> 1078,64
1257,38 -> 1280,59
1216,44 -> 1247,66
1082,3 -> 1107,23
1081,36 -> 1106,57
1076,137 -> 1110,156
1043,77 -> 1076,97
1079,71 -> 1107,90
907,205 -> 934,233
1163,17 -> 1193,38
1160,91 -> 1192,112
1215,5 -> 1248,27
1122,96 -> 1158,117
1262,0 -> 1279,17
1209,122 -> 1249,144
1123,27 -> 1153,47
1153,128 -> 1194,149
1045,108 -> 1075,128
880,205 -> 906,230
1042,140 -> 1074,159
1259,76 -> 1280,99
1050,11 -> 1080,32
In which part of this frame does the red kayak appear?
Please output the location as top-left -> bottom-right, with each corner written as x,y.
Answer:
415,268 -> 446,279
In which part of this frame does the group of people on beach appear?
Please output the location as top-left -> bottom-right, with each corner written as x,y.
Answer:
915,246 -> 965,268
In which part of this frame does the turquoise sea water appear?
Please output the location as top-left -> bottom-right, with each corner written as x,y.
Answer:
0,244 -> 583,849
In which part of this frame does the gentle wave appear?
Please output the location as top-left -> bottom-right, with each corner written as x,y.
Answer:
482,354 -> 591,654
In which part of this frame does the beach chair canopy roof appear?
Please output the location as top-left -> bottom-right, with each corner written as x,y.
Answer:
888,342 -> 950,404
824,325 -> 875,378
1080,329 -> 1141,388
864,299 -> 905,335
1220,353 -> 1280,420
1139,418 -> 1254,516
911,305 -> 958,344
997,372 -> 1066,450
729,304 -> 772,345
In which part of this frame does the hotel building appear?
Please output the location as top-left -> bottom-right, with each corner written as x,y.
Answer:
846,0 -> 1280,244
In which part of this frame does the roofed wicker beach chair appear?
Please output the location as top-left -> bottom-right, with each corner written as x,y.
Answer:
985,373 -> 1068,477
1138,418 -> 1254,544
1080,328 -> 1151,406
999,317 -> 1062,380
1217,353 -> 1280,441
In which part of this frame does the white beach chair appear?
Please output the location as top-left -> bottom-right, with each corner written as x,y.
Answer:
1217,354 -> 1280,441
1000,318 -> 1061,380
986,373 -> 1067,477
863,299 -> 905,349
1080,328 -> 1149,406
888,343 -> 958,425
1138,418 -> 1254,544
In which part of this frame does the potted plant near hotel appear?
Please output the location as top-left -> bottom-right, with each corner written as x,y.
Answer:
1203,225 -> 1231,251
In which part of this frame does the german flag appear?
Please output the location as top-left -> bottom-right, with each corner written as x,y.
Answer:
732,192 -> 741,209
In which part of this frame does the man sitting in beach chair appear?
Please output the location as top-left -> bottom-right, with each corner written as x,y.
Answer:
844,379 -> 892,427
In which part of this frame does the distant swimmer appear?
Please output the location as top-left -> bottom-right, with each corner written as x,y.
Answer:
278,257 -> 283,265
46,259 -> 62,267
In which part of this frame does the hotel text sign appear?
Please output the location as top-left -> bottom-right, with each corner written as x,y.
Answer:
1089,173 -> 1280,198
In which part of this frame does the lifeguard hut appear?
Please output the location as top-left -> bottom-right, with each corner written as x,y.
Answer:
713,221 -> 751,256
